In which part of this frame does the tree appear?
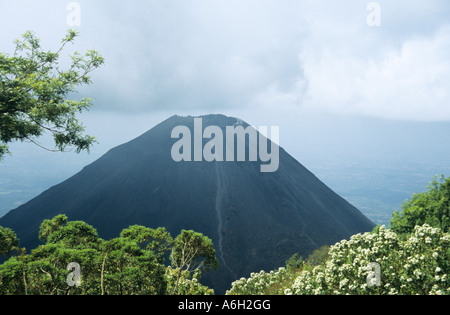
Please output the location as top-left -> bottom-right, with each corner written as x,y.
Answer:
285,253 -> 303,271
119,225 -> 173,264
0,226 -> 19,259
305,245 -> 330,267
170,230 -> 219,273
165,266 -> 215,295
0,29 -> 104,160
100,237 -> 166,295
38,214 -> 68,242
39,214 -> 99,247
1,216 -> 219,295
390,175 -> 450,236
169,230 -> 219,294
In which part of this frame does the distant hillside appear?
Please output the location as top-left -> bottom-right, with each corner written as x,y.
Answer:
0,114 -> 375,294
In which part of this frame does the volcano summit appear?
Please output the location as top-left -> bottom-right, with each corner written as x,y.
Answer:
0,114 -> 375,293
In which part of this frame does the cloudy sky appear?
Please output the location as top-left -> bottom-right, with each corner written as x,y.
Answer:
2,0 -> 450,122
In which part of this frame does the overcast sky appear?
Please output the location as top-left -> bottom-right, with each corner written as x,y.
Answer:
1,0 -> 449,116
1,0 -> 450,155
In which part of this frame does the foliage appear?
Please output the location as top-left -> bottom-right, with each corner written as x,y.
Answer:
165,266 -> 214,295
285,253 -> 303,271
0,226 -> 19,258
170,230 -> 219,273
226,267 -> 293,295
284,224 -> 449,295
305,245 -> 330,267
120,225 -> 173,263
169,230 -> 219,294
226,246 -> 331,295
38,214 -> 68,242
390,175 -> 450,236
0,216 -> 218,295
226,175 -> 450,296
0,30 -> 104,160
99,237 -> 166,295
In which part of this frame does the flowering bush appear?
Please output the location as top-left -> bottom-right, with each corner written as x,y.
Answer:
285,224 -> 449,295
226,267 -> 292,295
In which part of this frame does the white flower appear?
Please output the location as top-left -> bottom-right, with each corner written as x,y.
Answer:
388,288 -> 398,295
339,278 -> 349,289
413,269 -> 423,279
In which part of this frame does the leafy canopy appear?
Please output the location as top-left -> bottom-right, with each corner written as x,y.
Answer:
0,215 -> 218,295
0,226 -> 19,259
0,30 -> 104,160
390,175 -> 450,236
169,230 -> 219,295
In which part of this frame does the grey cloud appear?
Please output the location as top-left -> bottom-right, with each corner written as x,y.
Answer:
75,0 -> 309,112
1,0 -> 450,120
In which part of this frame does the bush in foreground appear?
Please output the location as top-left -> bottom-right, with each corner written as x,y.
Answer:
284,224 -> 449,295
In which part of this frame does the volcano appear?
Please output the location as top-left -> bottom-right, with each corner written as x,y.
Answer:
0,114 -> 375,293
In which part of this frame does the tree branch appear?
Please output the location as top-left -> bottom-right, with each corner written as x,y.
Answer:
24,136 -> 61,152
